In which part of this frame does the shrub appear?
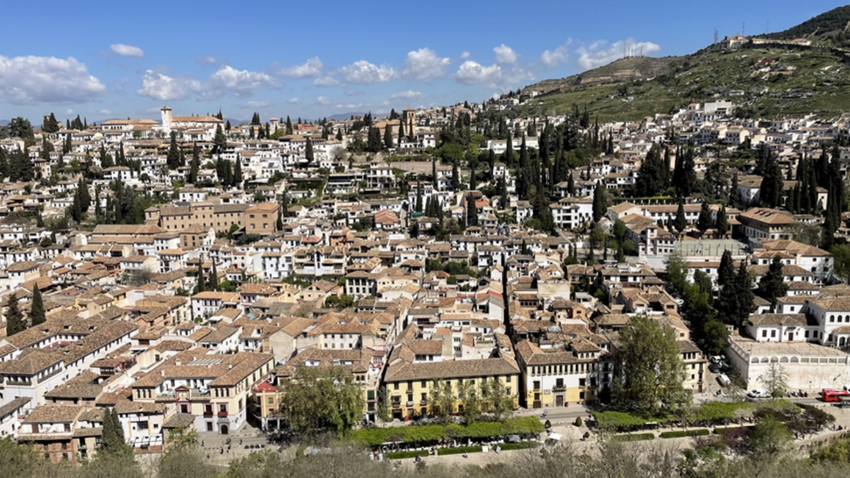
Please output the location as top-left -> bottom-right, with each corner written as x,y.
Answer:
499,442 -> 539,451
575,417 -> 583,427
659,429 -> 710,439
593,411 -> 670,431
437,446 -> 482,456
612,433 -> 655,442
690,401 -> 752,423
544,419 -> 551,429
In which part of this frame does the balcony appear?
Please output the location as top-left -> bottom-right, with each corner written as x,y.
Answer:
217,410 -> 228,417
406,401 -> 414,407
203,410 -> 214,417
553,384 -> 566,392
419,400 -> 428,406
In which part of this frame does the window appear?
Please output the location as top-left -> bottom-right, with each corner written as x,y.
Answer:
268,397 -> 274,405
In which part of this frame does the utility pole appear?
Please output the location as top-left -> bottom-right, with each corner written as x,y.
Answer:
714,29 -> 719,45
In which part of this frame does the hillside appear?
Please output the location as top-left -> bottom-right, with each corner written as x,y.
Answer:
524,56 -> 678,94
512,6 -> 850,122
764,5 -> 850,44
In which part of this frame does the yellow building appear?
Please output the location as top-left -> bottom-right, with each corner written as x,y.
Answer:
382,353 -> 520,420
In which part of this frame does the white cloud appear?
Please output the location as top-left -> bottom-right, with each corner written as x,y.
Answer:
66,109 -> 74,115
203,65 -> 279,98
317,96 -> 334,105
246,101 -> 269,108
0,54 -> 105,104
460,51 -> 471,59
110,43 -> 144,58
280,57 -> 323,78
313,76 -> 341,87
136,70 -> 201,101
338,60 -> 395,84
576,38 -> 660,70
402,48 -> 450,81
195,56 -> 220,65
288,97 -> 300,104
493,44 -> 517,64
540,41 -> 572,68
99,109 -> 112,115
390,90 -> 422,99
344,90 -> 365,96
455,60 -> 502,86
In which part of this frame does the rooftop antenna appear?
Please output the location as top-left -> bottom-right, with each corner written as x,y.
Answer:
742,22 -> 746,37
714,29 -> 719,45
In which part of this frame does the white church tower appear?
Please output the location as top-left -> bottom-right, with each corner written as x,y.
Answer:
161,105 -> 173,134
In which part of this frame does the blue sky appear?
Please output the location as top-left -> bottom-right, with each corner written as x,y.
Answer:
0,0 -> 844,124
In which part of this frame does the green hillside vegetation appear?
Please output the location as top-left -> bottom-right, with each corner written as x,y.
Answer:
514,45 -> 850,122
512,6 -> 850,122
764,5 -> 850,45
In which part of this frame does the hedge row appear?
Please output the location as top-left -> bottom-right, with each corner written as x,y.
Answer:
346,417 -> 544,446
595,400 -> 801,432
659,429 -> 710,439
499,441 -> 539,451
612,433 -> 655,442
713,426 -> 756,434
384,450 -> 429,460
438,446 -> 483,456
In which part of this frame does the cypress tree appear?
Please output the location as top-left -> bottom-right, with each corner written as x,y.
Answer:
78,179 -> 91,213
189,144 -> 200,184
431,156 -> 437,187
384,124 -> 393,149
415,181 -> 423,213
305,137 -> 314,164
452,160 -> 460,190
167,131 -> 180,169
112,408 -> 125,446
233,157 -> 243,187
503,136 -> 514,168
697,201 -> 712,233
718,250 -> 734,287
30,287 -> 45,326
674,199 -> 687,233
398,117 -> 405,141
592,184 -> 607,223
209,261 -> 218,291
5,296 -> 24,336
467,194 -> 478,227
716,205 -> 729,235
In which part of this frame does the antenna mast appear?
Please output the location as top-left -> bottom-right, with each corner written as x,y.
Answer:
742,22 -> 746,37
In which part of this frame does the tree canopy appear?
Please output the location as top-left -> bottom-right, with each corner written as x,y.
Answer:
613,316 -> 691,416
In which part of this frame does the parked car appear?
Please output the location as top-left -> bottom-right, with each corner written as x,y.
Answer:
717,374 -> 731,387
709,363 -> 721,374
747,389 -> 770,399
709,355 -> 724,364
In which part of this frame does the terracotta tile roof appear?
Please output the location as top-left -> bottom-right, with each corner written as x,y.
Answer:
23,405 -> 83,423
